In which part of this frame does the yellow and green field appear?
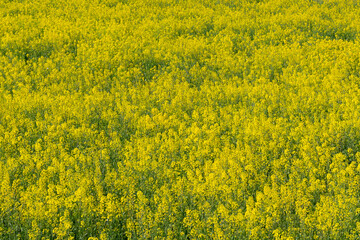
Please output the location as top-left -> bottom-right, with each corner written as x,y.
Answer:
1,0 -> 360,239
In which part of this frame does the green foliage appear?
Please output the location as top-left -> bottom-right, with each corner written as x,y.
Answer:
1,0 -> 360,239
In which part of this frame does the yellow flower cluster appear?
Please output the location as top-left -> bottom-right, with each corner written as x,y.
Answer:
1,0 -> 360,239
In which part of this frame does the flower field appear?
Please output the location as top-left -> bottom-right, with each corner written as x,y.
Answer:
1,0 -> 360,239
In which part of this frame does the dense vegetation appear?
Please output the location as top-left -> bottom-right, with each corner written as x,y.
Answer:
1,0 -> 360,239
